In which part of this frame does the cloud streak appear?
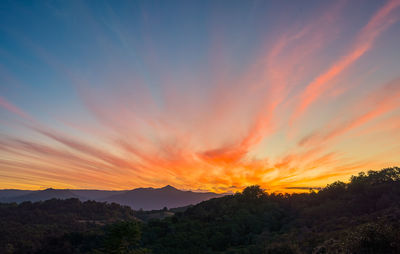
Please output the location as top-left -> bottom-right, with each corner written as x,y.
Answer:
291,0 -> 400,124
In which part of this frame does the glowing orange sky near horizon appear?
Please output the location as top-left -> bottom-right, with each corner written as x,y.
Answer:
0,0 -> 400,193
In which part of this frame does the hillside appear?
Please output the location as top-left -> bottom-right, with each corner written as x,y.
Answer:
0,167 -> 399,253
0,198 -> 137,254
141,167 -> 400,253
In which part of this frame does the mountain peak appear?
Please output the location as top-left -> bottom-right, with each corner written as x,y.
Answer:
160,185 -> 177,191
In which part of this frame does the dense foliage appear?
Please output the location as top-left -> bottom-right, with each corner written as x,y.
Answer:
0,199 -> 147,253
0,167 -> 399,253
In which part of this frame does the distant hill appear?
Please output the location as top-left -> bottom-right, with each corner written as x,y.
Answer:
70,189 -> 125,200
10,188 -> 82,203
0,189 -> 33,200
103,185 -> 224,210
0,185 -> 224,210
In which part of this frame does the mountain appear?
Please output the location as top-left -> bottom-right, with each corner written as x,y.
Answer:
103,185 -> 224,210
0,186 -> 224,210
10,188 -> 82,203
0,189 -> 33,201
70,190 -> 126,200
0,189 -> 121,203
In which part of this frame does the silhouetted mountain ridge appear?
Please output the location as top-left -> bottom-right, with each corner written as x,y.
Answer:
0,185 -> 224,210
10,188 -> 81,203
103,185 -> 223,210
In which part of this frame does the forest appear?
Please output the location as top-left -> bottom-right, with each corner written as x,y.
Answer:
0,167 -> 399,254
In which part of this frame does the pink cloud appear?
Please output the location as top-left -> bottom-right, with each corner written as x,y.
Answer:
291,0 -> 400,124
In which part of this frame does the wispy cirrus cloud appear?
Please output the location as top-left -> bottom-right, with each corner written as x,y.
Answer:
299,78 -> 400,147
291,0 -> 400,124
0,96 -> 33,121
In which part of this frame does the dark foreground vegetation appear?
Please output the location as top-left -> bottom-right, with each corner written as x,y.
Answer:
1,167 -> 399,254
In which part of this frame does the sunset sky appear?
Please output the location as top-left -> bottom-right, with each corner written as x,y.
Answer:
1,0 -> 400,193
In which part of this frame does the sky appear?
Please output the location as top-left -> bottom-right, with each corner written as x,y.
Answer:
0,0 -> 400,193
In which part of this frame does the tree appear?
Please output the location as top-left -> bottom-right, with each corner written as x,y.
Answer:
241,185 -> 266,201
104,220 -> 150,254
